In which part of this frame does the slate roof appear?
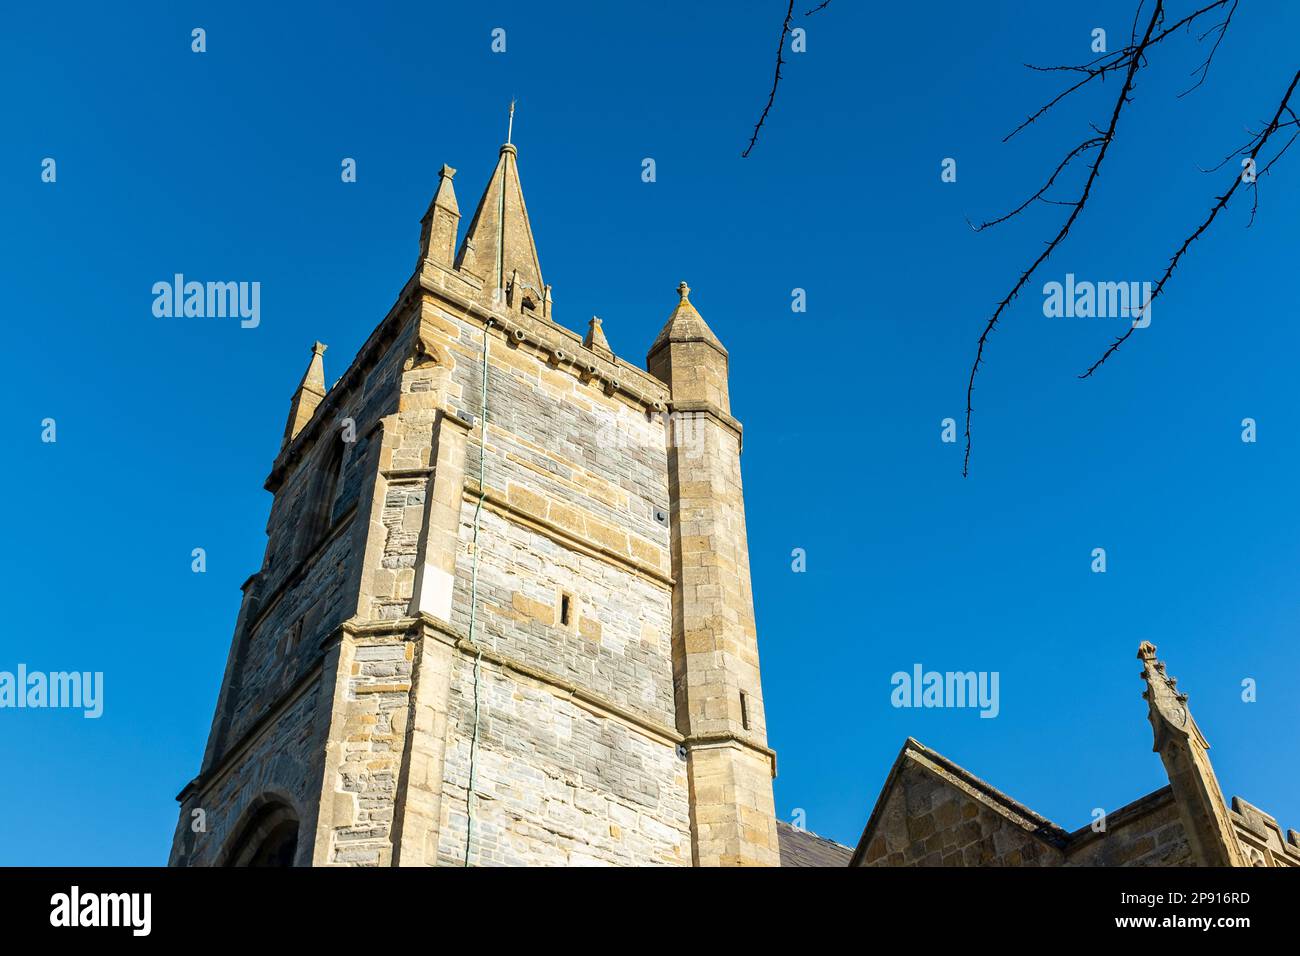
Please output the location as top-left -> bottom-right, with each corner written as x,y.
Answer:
777,820 -> 853,867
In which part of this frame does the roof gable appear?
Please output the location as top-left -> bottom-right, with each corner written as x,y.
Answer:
850,739 -> 1070,867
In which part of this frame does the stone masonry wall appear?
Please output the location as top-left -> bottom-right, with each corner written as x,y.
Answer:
184,278 -> 696,866
226,524 -> 356,746
225,324 -> 414,751
1065,794 -> 1193,867
857,752 -> 1197,868
170,674 -> 324,866
436,652 -> 691,866
453,509 -> 675,726
858,759 -> 1064,867
423,300 -> 688,864
326,635 -> 416,865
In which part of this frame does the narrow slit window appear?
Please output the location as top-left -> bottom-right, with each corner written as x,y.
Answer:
740,691 -> 750,730
559,593 -> 571,627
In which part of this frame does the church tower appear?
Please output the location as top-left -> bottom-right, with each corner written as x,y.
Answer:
169,124 -> 778,867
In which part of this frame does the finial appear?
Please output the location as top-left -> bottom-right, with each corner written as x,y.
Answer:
584,315 -> 612,355
439,164 -> 456,180
1138,641 -> 1195,729
506,99 -> 516,146
677,281 -> 690,300
311,341 -> 327,356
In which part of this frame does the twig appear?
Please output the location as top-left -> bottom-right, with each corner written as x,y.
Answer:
1005,0 -> 1231,142
968,137 -> 1104,231
1177,0 -> 1239,97
743,1 -> 796,158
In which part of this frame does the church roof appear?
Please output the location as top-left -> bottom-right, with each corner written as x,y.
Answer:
777,821 -> 853,867
849,738 -> 1073,866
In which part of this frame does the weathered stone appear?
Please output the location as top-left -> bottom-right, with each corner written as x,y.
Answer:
168,132 -> 770,869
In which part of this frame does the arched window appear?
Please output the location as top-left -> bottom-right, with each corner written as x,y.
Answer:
298,435 -> 345,560
222,801 -> 301,867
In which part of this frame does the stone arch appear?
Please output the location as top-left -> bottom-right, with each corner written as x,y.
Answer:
298,434 -> 346,560
219,794 -> 303,867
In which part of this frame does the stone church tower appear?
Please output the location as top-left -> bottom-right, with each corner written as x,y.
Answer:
169,131 -> 780,867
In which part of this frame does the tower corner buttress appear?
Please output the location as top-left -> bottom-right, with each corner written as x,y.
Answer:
649,281 -> 780,867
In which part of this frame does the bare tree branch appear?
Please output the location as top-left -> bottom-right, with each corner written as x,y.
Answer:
743,1 -> 796,158
962,0 -> 1167,478
1258,107 -> 1300,176
968,137 -> 1104,232
1079,68 -> 1300,378
1177,0 -> 1240,96
1005,0 -> 1232,142
742,0 -> 1290,476
1129,0 -> 1148,49
1195,111 -> 1297,178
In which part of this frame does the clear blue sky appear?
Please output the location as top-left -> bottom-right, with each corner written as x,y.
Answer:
2,1 -> 1297,864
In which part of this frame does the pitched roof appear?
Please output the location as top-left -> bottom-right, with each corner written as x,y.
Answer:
849,738 -> 1072,866
777,820 -> 853,867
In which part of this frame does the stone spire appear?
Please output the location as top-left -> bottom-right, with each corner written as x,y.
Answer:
281,342 -> 327,448
1138,641 -> 1247,867
583,315 -> 612,358
418,164 -> 460,267
455,132 -> 545,312
647,282 -> 729,412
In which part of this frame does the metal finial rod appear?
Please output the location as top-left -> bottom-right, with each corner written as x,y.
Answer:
507,99 -> 516,145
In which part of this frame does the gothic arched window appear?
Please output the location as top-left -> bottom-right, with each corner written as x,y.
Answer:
298,435 -> 345,560
222,801 -> 300,867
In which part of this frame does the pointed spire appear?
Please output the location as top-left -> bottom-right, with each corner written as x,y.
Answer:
419,164 -> 460,267
649,282 -> 727,359
583,315 -> 612,358
282,342 -> 328,448
455,115 -> 545,314
1138,642 -> 1248,866
647,281 -> 730,409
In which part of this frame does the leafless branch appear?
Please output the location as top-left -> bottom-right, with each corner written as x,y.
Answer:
805,1 -> 832,14
968,137 -> 1104,232
1079,69 -> 1300,377
962,0 -> 1167,478
743,1 -> 796,158
1130,0 -> 1148,49
1196,112 -> 1297,175
1177,0 -> 1240,96
1005,0 -> 1232,142
1258,107 -> 1300,176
